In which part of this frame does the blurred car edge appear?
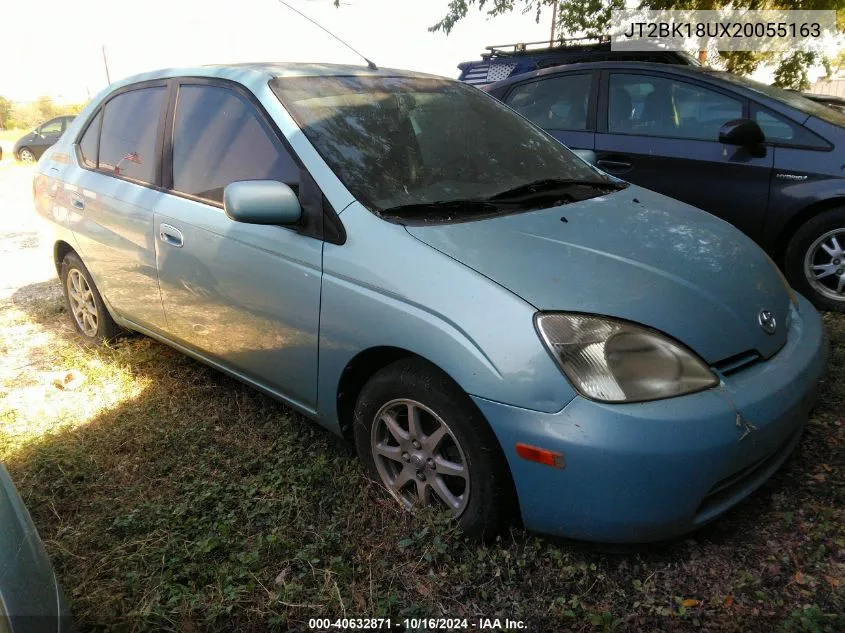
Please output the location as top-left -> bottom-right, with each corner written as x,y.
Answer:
0,464 -> 70,633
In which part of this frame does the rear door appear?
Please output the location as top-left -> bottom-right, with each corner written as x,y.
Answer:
499,71 -> 597,151
594,70 -> 773,240
67,83 -> 169,330
154,80 -> 323,410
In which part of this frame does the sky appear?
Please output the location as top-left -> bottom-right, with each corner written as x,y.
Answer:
1,0 -> 838,104
1,0 -> 551,103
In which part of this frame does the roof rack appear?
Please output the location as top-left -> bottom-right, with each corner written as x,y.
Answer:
483,35 -> 611,58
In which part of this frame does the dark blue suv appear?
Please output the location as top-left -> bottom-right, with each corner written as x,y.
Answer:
485,62 -> 845,311
458,37 -> 698,86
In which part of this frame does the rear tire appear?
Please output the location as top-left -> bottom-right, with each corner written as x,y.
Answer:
17,147 -> 35,163
60,252 -> 120,343
354,357 -> 516,540
785,207 -> 845,312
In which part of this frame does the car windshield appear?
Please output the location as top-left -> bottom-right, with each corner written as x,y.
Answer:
271,75 -> 618,219
705,71 -> 845,129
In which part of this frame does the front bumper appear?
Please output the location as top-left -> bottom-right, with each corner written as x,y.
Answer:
474,294 -> 826,543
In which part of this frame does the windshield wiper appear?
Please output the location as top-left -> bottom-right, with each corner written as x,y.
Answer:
488,178 -> 626,203
381,198 -> 504,216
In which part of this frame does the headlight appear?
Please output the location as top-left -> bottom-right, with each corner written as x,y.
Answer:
535,313 -> 719,403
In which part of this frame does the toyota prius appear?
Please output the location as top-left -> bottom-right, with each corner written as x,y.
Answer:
33,63 -> 825,542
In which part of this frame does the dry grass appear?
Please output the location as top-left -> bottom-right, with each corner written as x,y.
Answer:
0,166 -> 842,632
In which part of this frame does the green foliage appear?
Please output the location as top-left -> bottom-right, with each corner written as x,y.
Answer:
5,98 -> 86,131
773,50 -> 820,89
0,97 -> 12,130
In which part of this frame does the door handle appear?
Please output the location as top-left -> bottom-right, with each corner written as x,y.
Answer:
596,159 -> 633,171
159,224 -> 184,248
69,193 -> 85,210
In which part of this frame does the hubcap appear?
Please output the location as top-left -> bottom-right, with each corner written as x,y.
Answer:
67,269 -> 98,336
805,229 -> 845,302
370,399 -> 470,517
19,149 -> 35,163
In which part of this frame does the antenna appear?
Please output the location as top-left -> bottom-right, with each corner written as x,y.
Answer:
274,0 -> 378,70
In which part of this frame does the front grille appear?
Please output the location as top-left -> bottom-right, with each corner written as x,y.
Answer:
712,350 -> 761,376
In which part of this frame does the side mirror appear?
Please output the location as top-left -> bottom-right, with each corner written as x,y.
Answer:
571,149 -> 597,166
223,180 -> 302,226
719,118 -> 765,148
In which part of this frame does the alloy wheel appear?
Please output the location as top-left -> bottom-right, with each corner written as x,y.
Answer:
67,269 -> 98,336
370,398 -> 471,516
18,148 -> 35,163
804,229 -> 845,302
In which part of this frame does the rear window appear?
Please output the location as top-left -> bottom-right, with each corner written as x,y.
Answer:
707,71 -> 845,129
98,87 -> 166,184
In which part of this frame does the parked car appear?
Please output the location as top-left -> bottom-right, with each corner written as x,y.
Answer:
34,63 -> 825,543
486,62 -> 845,311
802,92 -> 845,114
14,116 -> 75,163
458,36 -> 699,86
0,464 -> 70,632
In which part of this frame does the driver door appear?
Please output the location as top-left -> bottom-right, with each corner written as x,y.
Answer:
594,71 -> 774,241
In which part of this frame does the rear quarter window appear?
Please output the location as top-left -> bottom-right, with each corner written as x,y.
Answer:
98,87 -> 166,184
77,111 -> 102,169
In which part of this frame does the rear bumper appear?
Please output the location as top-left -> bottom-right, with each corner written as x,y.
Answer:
474,294 -> 826,543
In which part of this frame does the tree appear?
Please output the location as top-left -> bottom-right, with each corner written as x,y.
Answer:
35,95 -> 55,121
0,97 -> 11,130
430,0 -> 845,89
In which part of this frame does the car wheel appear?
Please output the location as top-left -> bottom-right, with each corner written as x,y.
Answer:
60,252 -> 120,342
354,357 -> 516,539
17,147 -> 36,163
785,207 -> 845,312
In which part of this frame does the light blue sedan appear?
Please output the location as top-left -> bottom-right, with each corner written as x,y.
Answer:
33,63 -> 825,543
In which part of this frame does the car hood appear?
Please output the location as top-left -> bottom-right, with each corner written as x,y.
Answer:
405,185 -> 791,364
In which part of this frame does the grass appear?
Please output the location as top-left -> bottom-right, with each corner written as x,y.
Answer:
0,129 -> 27,143
1,279 -> 843,632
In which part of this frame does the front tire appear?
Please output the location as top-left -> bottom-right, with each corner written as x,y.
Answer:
785,207 -> 845,312
17,147 -> 35,163
60,252 -> 120,343
354,357 -> 516,539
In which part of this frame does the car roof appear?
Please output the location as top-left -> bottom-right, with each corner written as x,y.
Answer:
487,60 -> 715,91
107,62 -> 443,93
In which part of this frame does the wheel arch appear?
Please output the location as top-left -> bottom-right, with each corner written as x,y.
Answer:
336,345 -> 522,526
336,346 -> 421,444
54,240 -> 77,276
775,197 -> 845,263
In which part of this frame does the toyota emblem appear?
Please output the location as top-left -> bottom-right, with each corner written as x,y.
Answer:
758,309 -> 777,335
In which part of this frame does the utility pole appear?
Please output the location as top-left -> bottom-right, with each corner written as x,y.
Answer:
101,44 -> 112,85
549,0 -> 558,46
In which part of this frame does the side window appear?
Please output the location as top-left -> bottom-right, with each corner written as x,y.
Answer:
99,87 -> 166,184
78,111 -> 102,169
39,119 -> 63,136
504,74 -> 592,131
608,74 -> 742,141
172,84 -> 299,204
751,104 -> 829,148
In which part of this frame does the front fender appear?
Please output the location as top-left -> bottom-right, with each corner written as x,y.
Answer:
316,203 -> 576,433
